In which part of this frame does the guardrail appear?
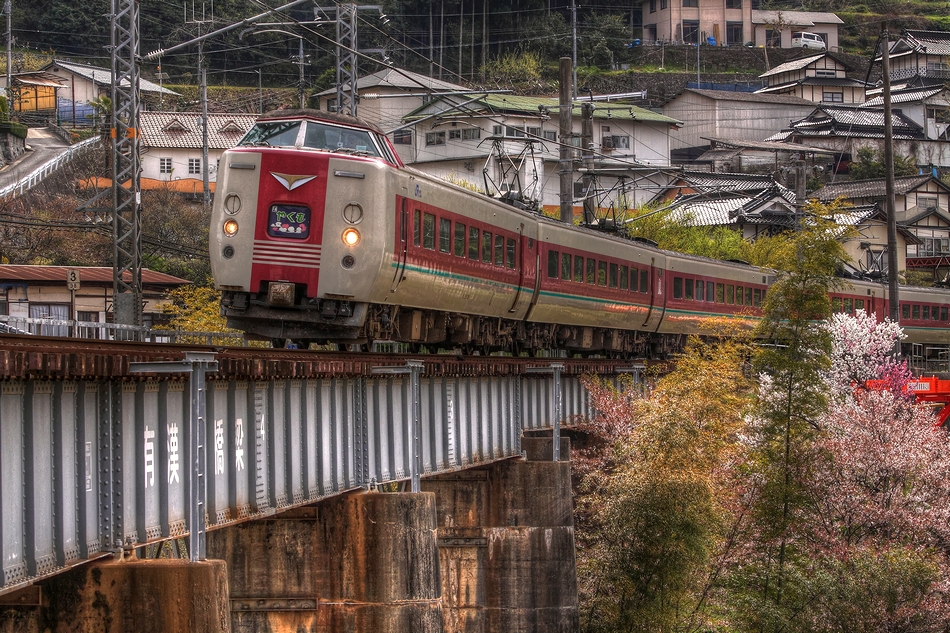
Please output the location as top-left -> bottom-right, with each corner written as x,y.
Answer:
0,315 -> 249,345
0,135 -> 100,200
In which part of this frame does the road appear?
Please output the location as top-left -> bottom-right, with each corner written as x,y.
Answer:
0,127 -> 70,191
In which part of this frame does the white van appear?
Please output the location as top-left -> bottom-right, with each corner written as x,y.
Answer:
791,32 -> 826,50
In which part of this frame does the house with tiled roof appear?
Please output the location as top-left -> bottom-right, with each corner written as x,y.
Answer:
0,265 -> 189,334
750,10 -> 844,50
814,175 -> 950,278
139,111 -> 258,192
755,52 -> 868,104
401,92 -> 682,212
37,59 -> 179,126
766,104 -> 950,169
661,89 -> 817,161
315,67 -> 469,161
661,185 -> 799,239
861,85 -> 950,140
648,170 -> 787,204
877,30 -> 950,83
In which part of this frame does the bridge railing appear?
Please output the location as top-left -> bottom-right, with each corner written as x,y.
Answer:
0,346 -> 633,592
0,136 -> 100,201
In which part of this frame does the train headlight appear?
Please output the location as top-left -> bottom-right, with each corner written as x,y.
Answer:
223,219 -> 239,237
342,227 -> 361,246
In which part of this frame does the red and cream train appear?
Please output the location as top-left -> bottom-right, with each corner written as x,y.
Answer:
209,109 -> 950,356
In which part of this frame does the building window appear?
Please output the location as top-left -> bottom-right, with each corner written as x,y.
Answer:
682,20 -> 699,44
683,0 -> 697,7
726,21 -> 743,45
543,130 -> 557,141
815,69 -> 837,78
660,0 -> 667,9
505,125 -> 525,137
492,124 -> 503,135
393,129 -> 412,144
462,128 -> 480,140
526,126 -> 541,138
449,129 -> 461,140
822,91 -> 844,103
425,131 -> 446,145
918,196 -> 938,210
649,0 -> 656,10
159,158 -> 172,174
765,29 -> 779,46
188,158 -> 201,174
726,0 -> 741,7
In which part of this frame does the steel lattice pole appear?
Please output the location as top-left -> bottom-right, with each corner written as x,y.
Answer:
335,3 -> 357,116
111,0 -> 143,328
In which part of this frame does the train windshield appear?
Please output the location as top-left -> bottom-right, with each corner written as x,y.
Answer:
238,119 -> 383,158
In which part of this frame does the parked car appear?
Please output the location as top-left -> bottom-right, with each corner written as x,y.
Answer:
791,32 -> 826,50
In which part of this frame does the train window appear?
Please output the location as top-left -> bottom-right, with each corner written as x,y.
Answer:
423,213 -> 436,249
469,227 -> 479,259
587,259 -> 596,284
482,231 -> 492,262
933,306 -> 940,321
726,285 -> 734,304
685,279 -> 693,300
240,120 -> 301,147
548,250 -> 559,278
561,253 -> 572,280
673,277 -> 683,299
746,287 -> 753,306
413,209 -> 421,247
598,261 -> 607,286
913,304 -> 920,320
856,299 -> 864,312
629,267 -> 638,291
619,266 -> 628,290
844,298 -> 853,313
706,282 -> 715,302
506,238 -> 516,269
439,218 -> 451,253
832,297 -> 842,312
902,304 -> 910,319
753,289 -> 761,307
454,223 -> 466,257
494,235 -> 504,266
924,305 -> 931,320
716,283 -> 724,303
574,256 -> 584,282
696,280 -> 704,300
735,286 -> 744,306
609,263 -> 618,288
943,307 -> 948,321
640,269 -> 648,293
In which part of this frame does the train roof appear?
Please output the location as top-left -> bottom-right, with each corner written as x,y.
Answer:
257,108 -> 385,135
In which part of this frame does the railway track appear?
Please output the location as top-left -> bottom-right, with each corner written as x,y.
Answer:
0,334 -> 655,381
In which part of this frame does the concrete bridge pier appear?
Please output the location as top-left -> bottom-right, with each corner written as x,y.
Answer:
207,491 -> 444,633
424,436 -> 579,633
0,558 -> 231,633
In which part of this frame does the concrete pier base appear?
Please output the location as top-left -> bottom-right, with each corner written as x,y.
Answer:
424,437 -> 579,633
208,491 -> 443,633
0,558 -> 231,633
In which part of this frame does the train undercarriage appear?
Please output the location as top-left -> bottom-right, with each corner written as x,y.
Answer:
220,291 -> 681,357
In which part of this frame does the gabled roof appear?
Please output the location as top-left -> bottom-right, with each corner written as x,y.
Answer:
316,67 -> 468,97
903,206 -> 950,226
43,59 -> 178,96
861,86 -> 948,107
670,89 -> 815,106
759,52 -> 853,79
140,111 -> 258,150
814,175 -> 939,201
0,265 -> 189,287
751,9 -> 844,26
828,203 -> 921,243
757,77 -> 869,94
9,71 -> 64,88
664,187 -> 798,228
892,30 -> 950,57
649,171 -> 795,206
405,93 -> 681,125
788,105 -> 924,139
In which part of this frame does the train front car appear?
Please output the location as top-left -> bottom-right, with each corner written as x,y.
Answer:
210,110 -> 400,346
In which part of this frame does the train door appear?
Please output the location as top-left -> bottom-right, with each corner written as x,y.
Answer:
507,223 -> 527,314
640,260 -> 666,332
390,197 -> 409,292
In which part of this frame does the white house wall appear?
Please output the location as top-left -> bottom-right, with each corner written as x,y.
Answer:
141,148 -> 227,182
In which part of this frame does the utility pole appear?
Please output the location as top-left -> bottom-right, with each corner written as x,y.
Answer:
882,21 -> 900,331
110,0 -> 143,329
314,3 -> 383,117
559,57 -> 573,223
571,0 -> 577,100
200,42 -> 210,206
4,0 -> 10,107
296,37 -> 305,108
581,102 -> 595,225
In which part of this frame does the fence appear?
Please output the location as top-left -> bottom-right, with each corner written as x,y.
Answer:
0,136 -> 100,200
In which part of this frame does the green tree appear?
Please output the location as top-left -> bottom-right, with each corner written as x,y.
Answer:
578,320 -> 753,632
728,203 -> 853,632
847,146 -> 918,180
156,285 -> 245,345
